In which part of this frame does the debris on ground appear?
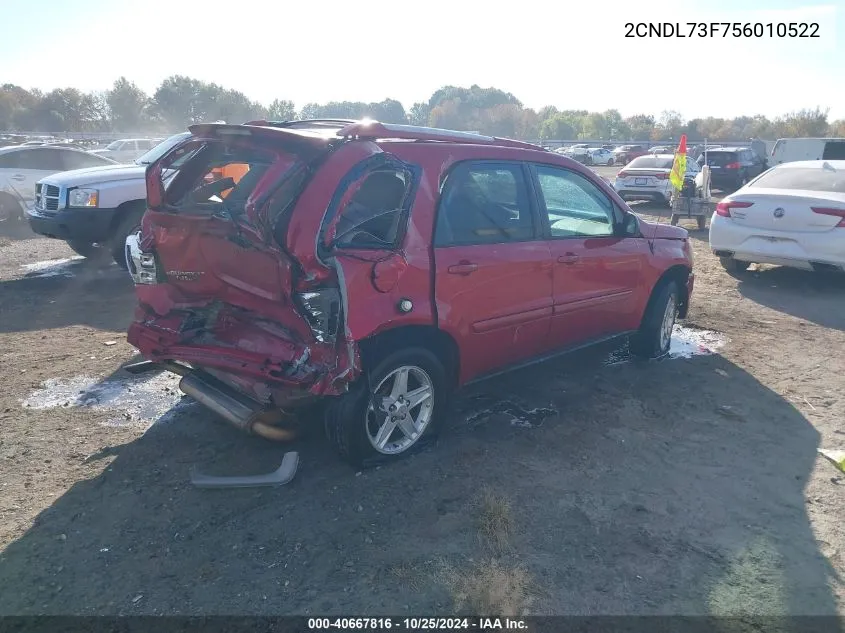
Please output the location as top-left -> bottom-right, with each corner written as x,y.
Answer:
818,449 -> 845,474
190,452 -> 300,488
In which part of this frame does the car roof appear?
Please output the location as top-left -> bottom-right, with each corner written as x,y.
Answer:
775,159 -> 845,169
190,120 -> 545,153
0,144 -> 90,154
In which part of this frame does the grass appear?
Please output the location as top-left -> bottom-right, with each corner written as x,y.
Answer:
476,487 -> 513,552
442,559 -> 533,617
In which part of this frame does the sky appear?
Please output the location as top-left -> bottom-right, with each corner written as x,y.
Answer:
1,0 -> 842,121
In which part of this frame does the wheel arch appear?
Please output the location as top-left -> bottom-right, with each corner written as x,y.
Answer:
643,264 -> 692,322
357,325 -> 460,389
106,199 -> 146,237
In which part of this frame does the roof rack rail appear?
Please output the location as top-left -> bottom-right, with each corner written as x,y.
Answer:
244,118 -> 359,129
338,121 -> 544,150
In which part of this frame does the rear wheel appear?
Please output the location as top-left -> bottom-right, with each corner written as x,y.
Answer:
719,256 -> 751,275
606,158 -> 614,166
108,203 -> 145,269
324,347 -> 446,468
630,280 -> 679,358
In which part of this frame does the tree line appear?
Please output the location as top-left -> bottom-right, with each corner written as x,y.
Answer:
1,77 -> 842,141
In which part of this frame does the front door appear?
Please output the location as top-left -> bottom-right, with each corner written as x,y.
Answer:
530,163 -> 648,349
433,160 -> 553,383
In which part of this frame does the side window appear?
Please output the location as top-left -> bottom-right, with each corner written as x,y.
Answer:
435,162 -> 534,246
331,168 -> 412,249
534,165 -> 616,238
18,149 -> 65,171
821,141 -> 845,160
62,151 -> 110,170
0,152 -> 21,169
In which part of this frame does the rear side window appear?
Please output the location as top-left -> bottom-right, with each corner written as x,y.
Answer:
822,141 -> 845,160
435,162 -> 535,246
330,168 -> 414,249
749,166 -> 845,193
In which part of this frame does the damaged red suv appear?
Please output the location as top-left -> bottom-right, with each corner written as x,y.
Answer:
126,120 -> 694,467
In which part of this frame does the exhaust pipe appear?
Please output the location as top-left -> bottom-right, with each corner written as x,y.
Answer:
178,372 -> 297,442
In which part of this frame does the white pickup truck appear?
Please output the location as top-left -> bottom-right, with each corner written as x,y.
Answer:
26,132 -> 190,268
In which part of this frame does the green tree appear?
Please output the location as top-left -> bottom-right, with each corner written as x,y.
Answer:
408,102 -> 431,126
624,114 -> 655,141
107,77 -> 149,131
266,99 -> 296,121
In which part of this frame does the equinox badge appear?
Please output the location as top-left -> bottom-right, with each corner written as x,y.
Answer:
166,271 -> 204,281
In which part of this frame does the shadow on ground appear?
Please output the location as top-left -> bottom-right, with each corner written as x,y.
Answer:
0,339 -> 837,616
0,259 -> 134,333
0,218 -> 38,242
737,267 -> 845,331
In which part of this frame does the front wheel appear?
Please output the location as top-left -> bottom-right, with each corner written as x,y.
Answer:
629,280 -> 679,359
606,158 -> 614,166
324,348 -> 447,468
108,205 -> 145,269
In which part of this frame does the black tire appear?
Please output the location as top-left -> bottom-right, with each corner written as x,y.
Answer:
630,280 -> 680,359
719,256 -> 750,275
0,193 -> 23,223
606,158 -> 614,166
66,240 -> 106,259
697,215 -> 707,230
324,347 -> 447,468
108,203 -> 145,269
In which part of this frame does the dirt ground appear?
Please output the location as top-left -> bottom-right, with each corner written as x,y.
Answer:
0,174 -> 843,617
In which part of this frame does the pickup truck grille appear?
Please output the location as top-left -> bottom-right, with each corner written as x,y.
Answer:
35,183 -> 61,212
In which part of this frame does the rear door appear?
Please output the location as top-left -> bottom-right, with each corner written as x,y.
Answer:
433,160 -> 553,382
532,163 -> 648,347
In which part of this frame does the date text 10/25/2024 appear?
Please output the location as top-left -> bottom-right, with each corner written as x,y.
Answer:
624,22 -> 820,38
307,617 -> 529,630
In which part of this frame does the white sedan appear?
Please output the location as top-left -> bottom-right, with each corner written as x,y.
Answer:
709,160 -> 845,274
0,145 -> 118,222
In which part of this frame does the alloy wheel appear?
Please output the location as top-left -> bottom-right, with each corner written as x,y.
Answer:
365,365 -> 435,455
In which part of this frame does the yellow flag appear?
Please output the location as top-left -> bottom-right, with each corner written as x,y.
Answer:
669,134 -> 687,191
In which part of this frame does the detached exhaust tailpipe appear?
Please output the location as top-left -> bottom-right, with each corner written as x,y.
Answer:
178,372 -> 297,442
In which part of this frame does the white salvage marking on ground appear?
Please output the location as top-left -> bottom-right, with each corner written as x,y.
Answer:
22,371 -> 192,429
668,325 -> 727,359
605,325 -> 727,366
20,256 -> 85,278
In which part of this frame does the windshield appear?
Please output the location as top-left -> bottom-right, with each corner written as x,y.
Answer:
750,166 -> 845,193
628,156 -> 674,169
135,133 -> 192,165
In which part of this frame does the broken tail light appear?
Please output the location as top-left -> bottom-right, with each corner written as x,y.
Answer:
296,288 -> 341,343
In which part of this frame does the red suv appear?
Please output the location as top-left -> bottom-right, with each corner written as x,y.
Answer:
126,120 -> 694,467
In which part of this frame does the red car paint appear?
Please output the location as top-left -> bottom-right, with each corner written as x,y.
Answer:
127,122 -> 693,410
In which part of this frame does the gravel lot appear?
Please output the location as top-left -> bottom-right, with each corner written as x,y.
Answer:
0,174 -> 843,617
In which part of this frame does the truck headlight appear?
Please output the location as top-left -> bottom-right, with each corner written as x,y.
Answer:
68,188 -> 99,208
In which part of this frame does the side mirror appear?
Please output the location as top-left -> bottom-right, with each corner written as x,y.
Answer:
622,213 -> 640,236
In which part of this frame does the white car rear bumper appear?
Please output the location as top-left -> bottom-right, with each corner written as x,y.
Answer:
709,214 -> 845,271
